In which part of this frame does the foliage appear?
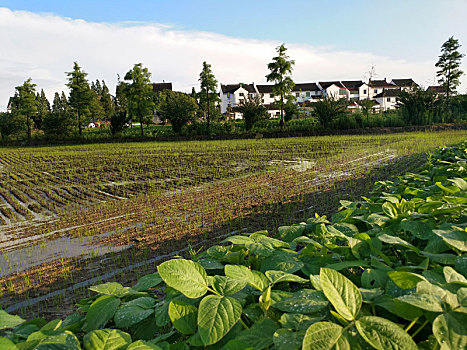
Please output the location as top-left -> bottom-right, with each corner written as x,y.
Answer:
313,96 -> 346,128
42,111 -> 75,138
284,98 -> 299,122
11,78 -> 38,140
67,62 -> 93,135
124,63 -> 155,137
235,94 -> 268,131
1,141 -> 466,349
435,36 -> 465,100
198,61 -> 220,129
35,89 -> 50,130
157,91 -> 198,134
110,111 -> 130,135
266,44 -> 295,127
0,112 -> 24,141
397,88 -> 439,125
356,99 -> 376,125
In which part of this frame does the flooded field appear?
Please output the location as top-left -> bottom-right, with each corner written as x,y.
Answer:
0,130 -> 465,317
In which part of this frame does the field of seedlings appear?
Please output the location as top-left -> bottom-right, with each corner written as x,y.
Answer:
0,130 -> 465,317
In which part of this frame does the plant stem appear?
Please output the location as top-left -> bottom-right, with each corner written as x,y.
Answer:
404,317 -> 419,332
239,317 -> 249,329
411,319 -> 429,338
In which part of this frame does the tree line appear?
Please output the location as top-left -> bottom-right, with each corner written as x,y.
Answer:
1,37 -> 465,142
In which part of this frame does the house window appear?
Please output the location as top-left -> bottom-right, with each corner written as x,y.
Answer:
374,89 -> 378,94
262,99 -> 264,103
306,92 -> 311,97
387,97 -> 391,102
295,92 -> 300,97
239,93 -> 244,97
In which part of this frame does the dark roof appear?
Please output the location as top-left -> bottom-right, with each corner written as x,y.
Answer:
152,82 -> 173,92
292,83 -> 320,92
391,78 -> 418,87
341,81 -> 365,90
256,85 -> 274,94
374,88 -> 401,98
221,83 -> 256,94
427,85 -> 446,93
319,81 -> 345,89
370,79 -> 395,88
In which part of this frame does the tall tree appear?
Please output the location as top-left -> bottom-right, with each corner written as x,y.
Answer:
100,81 -> 115,120
235,94 -> 268,131
158,91 -> 198,134
198,61 -> 220,128
35,89 -> 50,129
435,36 -> 465,102
66,62 -> 93,135
124,63 -> 155,136
13,78 -> 38,140
266,44 -> 295,127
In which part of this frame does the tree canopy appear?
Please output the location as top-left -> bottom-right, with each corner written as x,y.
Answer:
66,62 -> 93,135
198,61 -> 220,128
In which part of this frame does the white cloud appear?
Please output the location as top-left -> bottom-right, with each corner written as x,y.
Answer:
0,7 -> 465,111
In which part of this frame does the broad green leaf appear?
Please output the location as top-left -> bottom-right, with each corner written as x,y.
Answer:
127,340 -> 161,350
387,271 -> 426,289
212,276 -> 247,296
325,260 -> 368,271
457,288 -> 467,307
265,270 -> 307,284
382,202 -> 397,218
89,282 -> 132,297
273,328 -> 302,350
0,310 -> 25,330
356,316 -> 417,350
277,225 -> 306,242
302,322 -> 350,350
197,295 -> 242,345
278,313 -> 322,332
373,295 -> 423,321
401,219 -> 434,240
433,228 -> 467,252
198,258 -> 224,270
225,264 -> 268,291
86,295 -> 120,332
0,337 -> 16,350
272,289 -> 328,314
168,300 -> 197,335
114,297 -> 155,328
433,312 -> 467,350
158,259 -> 208,298
320,268 -> 362,321
83,329 -> 132,350
396,294 -> 444,312
260,250 -> 304,273
377,234 -> 419,252
223,235 -> 254,245
24,330 -> 81,350
443,266 -> 467,285
449,178 -> 467,191
231,319 -> 278,350
132,273 -> 163,292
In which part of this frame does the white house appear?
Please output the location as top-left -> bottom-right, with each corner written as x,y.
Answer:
373,89 -> 401,111
292,83 -> 322,102
256,85 -> 279,105
390,78 -> 418,92
318,81 -> 348,100
341,81 -> 370,100
369,79 -> 398,99
220,83 -> 257,118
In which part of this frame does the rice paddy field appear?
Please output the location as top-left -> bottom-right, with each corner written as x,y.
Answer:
0,130 -> 466,319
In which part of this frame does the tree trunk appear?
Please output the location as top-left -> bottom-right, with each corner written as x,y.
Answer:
26,115 -> 31,141
279,95 -> 284,128
78,111 -> 82,136
206,89 -> 210,129
140,115 -> 144,137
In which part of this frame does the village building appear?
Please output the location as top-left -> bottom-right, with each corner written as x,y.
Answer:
390,78 -> 419,91
220,83 -> 256,119
373,88 -> 401,111
341,81 -> 370,101
317,81 -> 348,100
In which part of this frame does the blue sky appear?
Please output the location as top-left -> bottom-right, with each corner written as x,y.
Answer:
0,1 -> 466,109
2,0 -> 466,60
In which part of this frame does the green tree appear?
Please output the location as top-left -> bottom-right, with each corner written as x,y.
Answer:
266,44 -> 295,127
436,37 -> 465,101
313,96 -> 346,129
397,88 -> 438,125
284,97 -> 299,122
198,61 -> 220,129
124,63 -> 155,136
158,91 -> 198,134
0,112 -> 23,141
35,89 -> 50,130
235,94 -> 268,131
356,98 -> 376,125
100,81 -> 115,120
12,78 -> 38,140
66,62 -> 93,135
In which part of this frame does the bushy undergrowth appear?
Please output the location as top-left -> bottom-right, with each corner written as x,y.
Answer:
1,142 -> 466,349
